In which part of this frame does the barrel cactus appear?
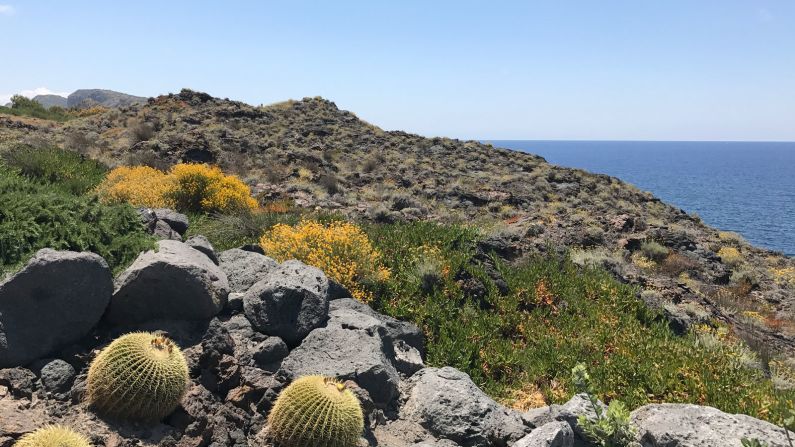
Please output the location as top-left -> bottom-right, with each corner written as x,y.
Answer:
14,425 -> 90,447
86,332 -> 189,421
267,375 -> 364,447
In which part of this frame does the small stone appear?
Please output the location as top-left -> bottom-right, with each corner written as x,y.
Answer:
39,359 -> 76,393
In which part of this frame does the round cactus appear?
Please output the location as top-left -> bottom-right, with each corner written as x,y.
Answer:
267,375 -> 364,447
14,425 -> 90,447
86,332 -> 189,421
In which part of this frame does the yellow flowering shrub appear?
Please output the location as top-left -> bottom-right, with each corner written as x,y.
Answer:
718,246 -> 743,267
95,165 -> 173,207
166,163 -> 258,213
259,220 -> 391,303
96,163 -> 258,214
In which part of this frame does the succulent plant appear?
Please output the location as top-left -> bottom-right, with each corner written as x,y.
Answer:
267,375 -> 364,447
14,425 -> 91,447
86,332 -> 189,421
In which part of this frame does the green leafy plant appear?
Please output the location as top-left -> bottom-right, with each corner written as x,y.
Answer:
572,363 -> 638,447
0,169 -> 153,276
2,144 -> 107,194
741,438 -> 769,447
267,375 -> 364,447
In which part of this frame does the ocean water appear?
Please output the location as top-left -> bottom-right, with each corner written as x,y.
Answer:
486,140 -> 795,257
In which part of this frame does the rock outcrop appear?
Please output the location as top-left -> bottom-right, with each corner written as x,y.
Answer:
218,248 -> 278,293
243,260 -> 329,346
106,240 -> 228,324
631,403 -> 793,446
0,249 -> 112,367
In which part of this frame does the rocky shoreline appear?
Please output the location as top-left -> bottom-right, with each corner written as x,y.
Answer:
0,212 -> 792,446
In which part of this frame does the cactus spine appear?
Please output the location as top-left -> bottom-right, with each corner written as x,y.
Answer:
86,332 -> 189,421
14,425 -> 90,447
267,375 -> 364,447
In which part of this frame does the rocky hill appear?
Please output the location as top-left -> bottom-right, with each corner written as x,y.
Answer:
66,89 -> 147,109
0,88 -> 793,364
31,94 -> 68,108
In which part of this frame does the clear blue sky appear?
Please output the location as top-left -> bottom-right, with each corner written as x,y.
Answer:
1,1 -> 794,141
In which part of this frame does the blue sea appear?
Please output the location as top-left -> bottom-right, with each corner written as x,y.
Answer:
486,141 -> 795,257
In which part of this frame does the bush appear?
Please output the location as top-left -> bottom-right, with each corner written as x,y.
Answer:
718,246 -> 743,268
2,145 -> 107,195
187,209 -> 300,251
640,241 -> 669,263
365,221 -> 795,423
166,163 -> 258,213
0,170 -> 154,275
96,163 -> 259,214
96,165 -> 173,207
0,95 -> 74,122
260,220 -> 391,303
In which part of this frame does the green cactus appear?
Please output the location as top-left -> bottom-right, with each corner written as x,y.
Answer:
267,375 -> 364,447
14,425 -> 91,447
86,332 -> 189,421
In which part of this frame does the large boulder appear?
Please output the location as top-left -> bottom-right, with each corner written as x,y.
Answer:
400,367 -> 529,447
0,249 -> 112,367
218,248 -> 278,293
243,260 -> 329,346
106,240 -> 229,324
330,298 -> 425,356
279,323 -> 400,408
632,403 -> 793,446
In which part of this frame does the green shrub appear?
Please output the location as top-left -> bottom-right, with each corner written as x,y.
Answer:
572,364 -> 637,447
365,221 -> 795,423
2,145 -> 107,194
187,209 -> 301,251
640,241 -> 669,263
0,95 -> 74,122
0,169 -> 153,275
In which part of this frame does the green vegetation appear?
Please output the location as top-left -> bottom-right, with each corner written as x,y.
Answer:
0,95 -> 74,122
2,145 -> 107,194
364,221 -> 795,422
0,149 -> 152,276
87,332 -> 189,421
572,364 -> 637,447
267,375 -> 364,447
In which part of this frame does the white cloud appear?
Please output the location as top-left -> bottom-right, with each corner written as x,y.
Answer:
0,4 -> 15,15
0,87 -> 73,105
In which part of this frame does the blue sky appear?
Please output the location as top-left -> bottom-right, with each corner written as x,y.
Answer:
1,1 -> 793,141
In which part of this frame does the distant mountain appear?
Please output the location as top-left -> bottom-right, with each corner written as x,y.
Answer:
32,94 -> 68,109
67,89 -> 147,109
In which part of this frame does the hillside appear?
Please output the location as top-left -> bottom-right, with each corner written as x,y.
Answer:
1,88 -> 794,364
31,94 -> 68,108
66,88 -> 147,109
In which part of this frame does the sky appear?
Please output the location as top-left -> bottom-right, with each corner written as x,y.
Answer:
1,1 -> 794,141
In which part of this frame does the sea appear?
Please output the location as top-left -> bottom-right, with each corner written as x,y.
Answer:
485,141 -> 795,257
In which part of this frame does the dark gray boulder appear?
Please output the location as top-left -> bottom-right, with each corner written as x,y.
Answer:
153,219 -> 182,241
185,235 -> 218,264
400,367 -> 530,447
513,421 -> 573,447
107,240 -> 229,324
243,260 -> 329,346
218,249 -> 278,293
631,403 -> 793,446
279,323 -> 400,408
0,249 -> 112,367
330,298 -> 425,356
39,359 -> 76,393
152,208 -> 190,235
